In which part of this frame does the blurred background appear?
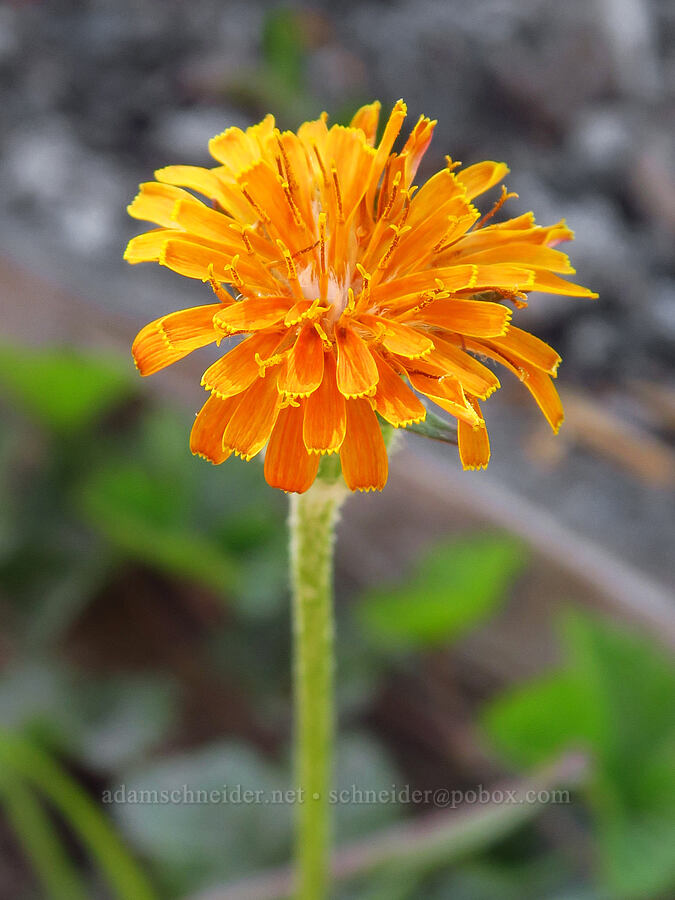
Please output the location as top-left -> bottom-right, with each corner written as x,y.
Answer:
0,1 -> 674,898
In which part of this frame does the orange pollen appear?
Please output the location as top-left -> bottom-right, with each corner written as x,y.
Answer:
207,264 -> 232,303
377,224 -> 407,270
381,171 -> 402,218
275,135 -> 297,192
240,184 -> 271,223
226,255 -> 245,291
318,213 -> 327,276
331,164 -> 344,223
475,185 -> 518,230
282,181 -> 304,227
292,239 -> 320,260
313,320 -> 332,349
229,223 -> 255,255
312,143 -> 328,185
255,351 -> 286,375
356,263 -> 371,308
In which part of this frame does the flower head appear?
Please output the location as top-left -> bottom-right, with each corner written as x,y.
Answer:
126,100 -> 596,493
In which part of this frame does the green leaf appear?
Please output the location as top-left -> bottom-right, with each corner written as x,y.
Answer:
357,536 -> 525,649
0,345 -> 135,432
0,776 -> 89,900
482,612 -> 675,899
78,459 -> 239,595
0,732 -> 156,900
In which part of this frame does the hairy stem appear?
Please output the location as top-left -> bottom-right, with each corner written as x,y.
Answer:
289,479 -> 347,900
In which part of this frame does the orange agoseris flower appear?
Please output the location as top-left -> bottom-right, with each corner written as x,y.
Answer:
126,100 -> 596,493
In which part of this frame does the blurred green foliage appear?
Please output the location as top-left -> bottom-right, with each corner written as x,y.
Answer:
483,613 -> 675,899
0,343 -> 673,900
357,536 -> 524,650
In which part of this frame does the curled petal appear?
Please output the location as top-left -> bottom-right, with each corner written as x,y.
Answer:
155,165 -> 231,206
350,101 -> 381,146
456,161 -> 509,200
124,229 -> 176,264
407,370 -> 482,427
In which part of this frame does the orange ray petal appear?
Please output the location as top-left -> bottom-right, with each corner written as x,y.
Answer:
340,398 -> 388,492
275,130 -> 316,226
521,368 -> 565,433
400,115 -> 436,187
491,326 -> 561,376
236,159 -> 303,247
359,314 -> 434,358
278,324 -> 325,397
458,398 -> 490,470
324,126 -> 376,220
170,197 -> 247,251
455,161 -> 509,200
410,299 -> 512,337
264,403 -> 320,493
127,183 -> 194,227
450,241 -> 574,274
208,126 -> 262,172
155,165 -> 232,207
159,238 -> 277,290
124,229 -> 176,264
201,331 -> 286,397
530,270 -> 598,298
132,305 -> 221,376
303,351 -> 347,454
372,264 -> 534,304
463,341 -> 565,432
190,393 -> 239,463
407,168 -> 471,228
371,352 -> 426,427
366,99 -> 407,213
222,369 -> 282,459
213,295 -> 292,334
335,325 -> 379,398
421,336 -> 501,399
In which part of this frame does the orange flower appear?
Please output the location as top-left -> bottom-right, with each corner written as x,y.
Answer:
126,100 -> 596,493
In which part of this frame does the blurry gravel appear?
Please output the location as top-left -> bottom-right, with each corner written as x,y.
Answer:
0,0 -> 673,584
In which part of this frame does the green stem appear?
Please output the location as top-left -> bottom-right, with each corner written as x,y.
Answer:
289,479 -> 347,900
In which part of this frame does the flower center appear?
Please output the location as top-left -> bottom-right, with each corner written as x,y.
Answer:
298,265 -> 349,320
